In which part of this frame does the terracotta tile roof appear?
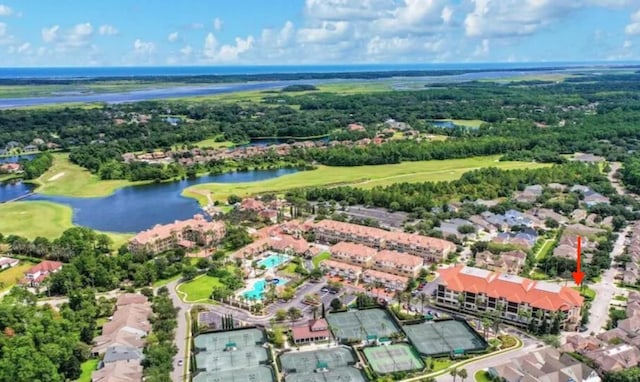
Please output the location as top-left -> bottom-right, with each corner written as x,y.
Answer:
374,250 -> 423,268
269,235 -> 309,254
26,260 -> 63,275
439,265 -> 583,311
130,214 -> 224,245
315,219 -> 455,253
330,241 -> 377,259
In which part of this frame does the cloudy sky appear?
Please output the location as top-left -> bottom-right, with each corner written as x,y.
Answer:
0,0 -> 639,66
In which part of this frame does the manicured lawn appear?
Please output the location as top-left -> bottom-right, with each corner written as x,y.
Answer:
0,201 -> 132,246
153,273 -> 183,288
0,262 -> 35,291
183,156 -> 549,205
32,153 -> 141,197
434,119 -> 486,128
177,275 -> 223,302
312,252 -> 330,269
193,136 -> 236,149
0,201 -> 73,238
76,359 -> 99,382
432,358 -> 453,372
535,238 -> 556,260
283,263 -> 298,274
573,286 -> 596,301
475,370 -> 493,382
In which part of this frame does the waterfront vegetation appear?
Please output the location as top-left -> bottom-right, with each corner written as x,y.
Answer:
33,153 -> 141,197
183,156 -> 546,204
0,201 -> 131,246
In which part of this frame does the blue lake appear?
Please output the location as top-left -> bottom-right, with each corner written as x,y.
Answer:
1,168 -> 298,233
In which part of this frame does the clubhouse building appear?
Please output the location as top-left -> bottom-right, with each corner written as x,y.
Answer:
435,265 -> 584,331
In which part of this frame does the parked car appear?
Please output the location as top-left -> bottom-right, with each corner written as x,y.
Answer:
178,360 -> 183,366
579,326 -> 588,332
321,287 -> 329,293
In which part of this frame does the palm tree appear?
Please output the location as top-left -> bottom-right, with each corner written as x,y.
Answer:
458,368 -> 468,382
420,293 -> 427,312
450,368 -> 458,382
482,316 -> 492,339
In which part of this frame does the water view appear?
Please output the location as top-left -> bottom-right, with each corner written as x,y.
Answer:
0,168 -> 298,232
257,253 -> 292,269
242,278 -> 288,301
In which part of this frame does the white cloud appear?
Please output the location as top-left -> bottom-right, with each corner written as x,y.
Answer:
0,22 -> 15,45
441,5 -> 454,24
99,25 -> 118,36
213,17 -> 223,31
304,0 -> 394,21
297,21 -> 350,44
17,42 -> 30,53
168,32 -> 179,42
180,44 -> 193,56
133,38 -> 155,54
41,25 -> 59,43
188,22 -> 204,30
202,32 -> 254,62
625,9 -> 640,35
261,21 -> 295,48
623,40 -> 633,48
473,38 -> 490,56
0,4 -> 12,16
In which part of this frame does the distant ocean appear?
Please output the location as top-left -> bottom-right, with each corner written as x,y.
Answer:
0,62 -> 633,79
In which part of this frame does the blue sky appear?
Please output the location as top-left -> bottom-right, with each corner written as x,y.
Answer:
0,0 -> 639,66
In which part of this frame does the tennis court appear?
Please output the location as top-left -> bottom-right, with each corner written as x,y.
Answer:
363,344 -> 424,374
280,347 -> 366,382
193,328 -> 274,382
403,320 -> 487,357
326,309 -> 399,341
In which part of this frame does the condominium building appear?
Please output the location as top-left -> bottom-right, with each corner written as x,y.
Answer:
330,241 -> 377,266
436,265 -> 584,331
128,214 -> 226,255
362,269 -> 408,291
373,250 -> 423,278
314,220 -> 455,262
320,259 -> 363,282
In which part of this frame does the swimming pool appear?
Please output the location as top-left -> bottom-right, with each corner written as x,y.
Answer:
258,252 -> 291,269
243,278 -> 288,300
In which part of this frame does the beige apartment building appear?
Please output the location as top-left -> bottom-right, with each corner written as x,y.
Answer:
128,214 -> 226,255
436,265 -> 584,331
314,220 -> 455,262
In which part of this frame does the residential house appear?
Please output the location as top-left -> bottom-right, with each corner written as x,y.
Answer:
481,210 -> 537,230
291,319 -> 331,344
474,250 -> 527,274
488,347 -> 600,382
529,208 -> 568,225
561,335 -> 602,354
91,360 -> 143,382
572,209 -> 588,222
23,144 -> 38,152
0,163 -> 21,173
622,222 -> 640,285
347,123 -> 365,132
570,185 -> 610,207
128,214 -> 225,255
437,218 -> 476,240
514,184 -> 544,203
469,215 -> 498,234
583,344 -> 640,373
492,228 -> 538,249
372,250 -> 423,278
165,117 -> 181,126
362,269 -> 408,291
0,257 -> 19,270
384,119 -> 411,131
21,260 -> 63,287
5,141 -> 19,150
92,294 -> 152,355
320,259 -> 362,281
436,265 -> 584,330
575,153 -> 605,163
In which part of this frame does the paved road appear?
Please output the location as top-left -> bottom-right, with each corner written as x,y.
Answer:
436,338 -> 542,382
168,278 -> 191,382
582,225 -> 629,335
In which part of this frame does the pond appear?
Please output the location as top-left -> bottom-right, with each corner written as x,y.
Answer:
1,168 -> 298,233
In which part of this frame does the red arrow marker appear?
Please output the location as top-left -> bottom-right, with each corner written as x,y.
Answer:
572,236 -> 585,285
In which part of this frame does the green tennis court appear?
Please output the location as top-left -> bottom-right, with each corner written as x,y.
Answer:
326,309 -> 399,341
403,320 -> 487,357
280,347 -> 366,382
363,344 -> 424,374
193,328 -> 275,382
